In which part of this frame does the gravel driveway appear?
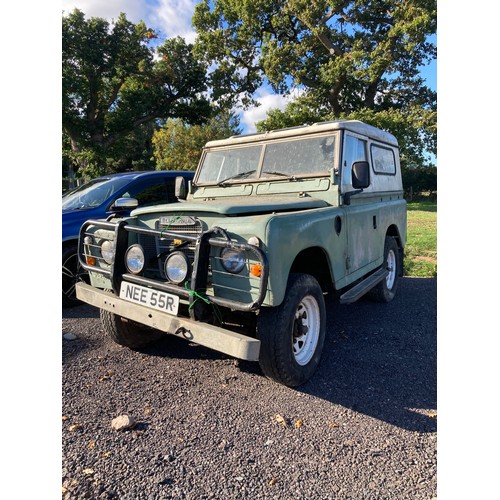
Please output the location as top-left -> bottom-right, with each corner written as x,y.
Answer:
62,277 -> 437,499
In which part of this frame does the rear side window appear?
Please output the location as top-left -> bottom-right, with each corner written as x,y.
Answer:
371,145 -> 396,175
123,179 -> 170,207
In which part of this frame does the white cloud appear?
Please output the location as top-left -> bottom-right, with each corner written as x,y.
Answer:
61,0 -> 198,43
150,0 -> 198,44
61,0 -> 146,24
239,88 -> 304,134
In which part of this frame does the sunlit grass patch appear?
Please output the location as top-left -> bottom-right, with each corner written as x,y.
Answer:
404,201 -> 437,277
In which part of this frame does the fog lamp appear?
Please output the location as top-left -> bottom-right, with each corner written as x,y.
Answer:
125,245 -> 145,274
164,251 -> 190,284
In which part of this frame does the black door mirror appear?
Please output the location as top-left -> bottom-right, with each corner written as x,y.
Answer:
175,176 -> 187,200
352,161 -> 370,189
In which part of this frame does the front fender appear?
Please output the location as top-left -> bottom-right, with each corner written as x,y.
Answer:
264,207 -> 346,306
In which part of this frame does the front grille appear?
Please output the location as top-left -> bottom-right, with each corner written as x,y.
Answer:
138,218 -> 203,280
157,219 -> 202,261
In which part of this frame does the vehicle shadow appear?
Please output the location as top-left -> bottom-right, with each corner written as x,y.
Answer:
62,304 -> 100,320
297,277 -> 437,432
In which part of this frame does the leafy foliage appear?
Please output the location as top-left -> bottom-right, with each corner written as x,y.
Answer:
402,165 -> 437,196
193,0 -> 436,165
62,9 -> 211,178
194,0 -> 436,110
152,113 -> 242,171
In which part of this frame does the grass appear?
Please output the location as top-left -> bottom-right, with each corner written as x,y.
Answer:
404,200 -> 437,278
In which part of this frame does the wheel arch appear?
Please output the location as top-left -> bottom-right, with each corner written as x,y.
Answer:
63,238 -> 79,250
386,223 -> 403,248
385,224 -> 404,276
289,246 -> 333,292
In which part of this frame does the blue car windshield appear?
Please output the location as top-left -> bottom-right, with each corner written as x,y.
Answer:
62,177 -> 131,210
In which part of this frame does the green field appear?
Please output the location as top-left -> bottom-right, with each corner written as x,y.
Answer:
403,200 -> 437,277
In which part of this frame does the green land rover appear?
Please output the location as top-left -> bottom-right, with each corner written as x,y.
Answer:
76,120 -> 407,387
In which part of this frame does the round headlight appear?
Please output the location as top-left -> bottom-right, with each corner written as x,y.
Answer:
125,245 -> 145,274
221,247 -> 246,274
100,240 -> 115,265
164,251 -> 190,284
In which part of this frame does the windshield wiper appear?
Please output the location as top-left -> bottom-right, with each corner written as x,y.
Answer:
217,170 -> 257,186
262,171 -> 296,180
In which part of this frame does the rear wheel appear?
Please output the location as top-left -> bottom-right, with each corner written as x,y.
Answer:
257,273 -> 326,387
101,308 -> 162,349
367,236 -> 400,303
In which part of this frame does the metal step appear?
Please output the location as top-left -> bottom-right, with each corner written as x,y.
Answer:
339,268 -> 389,305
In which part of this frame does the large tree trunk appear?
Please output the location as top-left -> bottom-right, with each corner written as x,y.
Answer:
328,76 -> 346,116
68,135 -> 89,180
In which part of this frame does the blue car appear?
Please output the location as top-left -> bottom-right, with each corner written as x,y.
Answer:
62,170 -> 194,307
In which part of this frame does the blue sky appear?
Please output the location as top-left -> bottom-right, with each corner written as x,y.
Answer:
61,0 -> 437,134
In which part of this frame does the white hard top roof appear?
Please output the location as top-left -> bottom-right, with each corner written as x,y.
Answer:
205,120 -> 398,148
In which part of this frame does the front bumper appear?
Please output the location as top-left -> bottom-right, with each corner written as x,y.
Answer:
75,282 -> 261,361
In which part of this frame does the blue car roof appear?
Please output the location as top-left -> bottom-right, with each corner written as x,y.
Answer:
92,170 -> 193,181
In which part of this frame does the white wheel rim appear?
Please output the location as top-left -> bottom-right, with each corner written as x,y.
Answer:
386,249 -> 396,289
292,295 -> 320,366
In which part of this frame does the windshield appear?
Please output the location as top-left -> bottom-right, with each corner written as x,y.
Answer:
62,177 -> 130,210
197,145 -> 262,184
196,134 -> 336,185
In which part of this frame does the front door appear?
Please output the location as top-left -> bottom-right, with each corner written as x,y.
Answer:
341,132 -> 378,277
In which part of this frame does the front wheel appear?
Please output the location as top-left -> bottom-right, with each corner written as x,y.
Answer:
257,273 -> 326,387
367,236 -> 400,303
101,309 -> 162,349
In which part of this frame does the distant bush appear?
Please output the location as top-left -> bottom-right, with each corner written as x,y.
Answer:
402,166 -> 437,200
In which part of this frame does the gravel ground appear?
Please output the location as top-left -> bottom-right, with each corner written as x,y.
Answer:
62,277 -> 437,499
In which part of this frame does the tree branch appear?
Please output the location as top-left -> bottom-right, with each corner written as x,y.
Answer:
102,112 -> 159,148
315,32 -> 343,56
296,73 -> 320,90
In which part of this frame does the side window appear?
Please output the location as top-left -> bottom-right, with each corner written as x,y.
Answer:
342,135 -> 367,187
371,144 -> 396,175
166,178 -> 176,202
125,179 -> 169,207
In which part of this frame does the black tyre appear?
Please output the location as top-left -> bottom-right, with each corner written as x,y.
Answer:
62,244 -> 89,307
101,309 -> 162,349
367,236 -> 400,303
257,273 -> 326,387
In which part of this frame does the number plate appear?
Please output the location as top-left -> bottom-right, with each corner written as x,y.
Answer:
119,282 -> 179,316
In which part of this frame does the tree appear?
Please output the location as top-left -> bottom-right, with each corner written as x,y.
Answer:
402,165 -> 437,198
193,0 -> 436,165
152,112 -> 242,171
63,9 -> 211,178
